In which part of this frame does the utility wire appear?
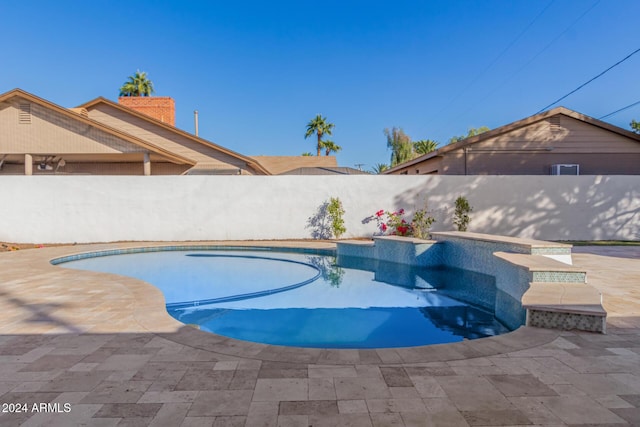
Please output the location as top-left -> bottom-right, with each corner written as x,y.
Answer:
536,47 -> 640,114
424,0 -> 555,128
449,0 -> 600,124
599,100 -> 640,120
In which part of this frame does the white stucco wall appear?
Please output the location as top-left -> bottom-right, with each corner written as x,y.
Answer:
0,175 -> 638,243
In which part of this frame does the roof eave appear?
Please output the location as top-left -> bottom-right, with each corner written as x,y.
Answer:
79,97 -> 272,175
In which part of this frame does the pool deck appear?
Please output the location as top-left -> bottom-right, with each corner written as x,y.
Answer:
0,242 -> 638,426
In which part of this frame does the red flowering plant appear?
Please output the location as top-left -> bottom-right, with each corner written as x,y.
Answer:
371,205 -> 435,238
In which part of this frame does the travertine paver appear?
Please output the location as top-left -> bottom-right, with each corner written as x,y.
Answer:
0,241 -> 637,426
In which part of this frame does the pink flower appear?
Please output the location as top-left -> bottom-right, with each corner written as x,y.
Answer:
381,223 -> 388,232
398,209 -> 405,214
375,210 -> 384,217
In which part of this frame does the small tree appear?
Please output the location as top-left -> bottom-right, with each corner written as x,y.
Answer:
453,196 -> 473,232
631,119 -> 640,134
384,127 -> 413,166
327,197 -> 346,238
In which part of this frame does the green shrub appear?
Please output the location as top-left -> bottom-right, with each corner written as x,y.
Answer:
327,197 -> 346,239
453,196 -> 473,232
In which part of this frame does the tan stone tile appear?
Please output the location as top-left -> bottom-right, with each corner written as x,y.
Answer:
138,391 -> 199,403
180,417 -> 215,427
308,377 -> 336,400
279,400 -> 339,415
149,402 -> 191,427
253,378 -> 308,402
507,396 -> 563,425
540,395 -> 627,425
366,398 -> 427,413
188,390 -> 252,417
461,409 -> 531,426
337,399 -> 368,414
214,361 -> 238,371
559,373 -> 640,396
389,386 -> 420,399
307,366 -> 357,378
276,415 -> 308,427
334,377 -> 391,400
485,374 -> 558,397
434,376 -> 513,411
307,413 -> 373,427
411,376 -> 447,399
369,413 -> 403,426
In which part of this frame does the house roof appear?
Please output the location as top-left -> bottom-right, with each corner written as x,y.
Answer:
251,155 -> 338,175
0,88 -> 196,166
279,166 -> 369,175
78,97 -> 271,175
384,106 -> 640,174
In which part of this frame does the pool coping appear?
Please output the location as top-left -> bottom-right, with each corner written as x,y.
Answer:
40,241 -> 561,364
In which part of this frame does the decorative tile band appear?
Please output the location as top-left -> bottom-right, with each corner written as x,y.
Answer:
531,271 -> 586,283
531,247 -> 572,255
527,309 -> 605,333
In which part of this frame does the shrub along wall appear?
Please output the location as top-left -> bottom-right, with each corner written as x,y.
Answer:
0,175 -> 638,243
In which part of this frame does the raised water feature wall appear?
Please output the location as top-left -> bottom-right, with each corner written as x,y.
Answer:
336,232 -> 606,333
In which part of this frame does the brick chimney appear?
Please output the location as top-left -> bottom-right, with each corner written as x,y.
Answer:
118,97 -> 175,126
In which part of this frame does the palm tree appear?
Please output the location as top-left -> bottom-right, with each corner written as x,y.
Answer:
321,140 -> 341,156
413,139 -> 439,155
371,163 -> 389,174
119,70 -> 155,97
305,114 -> 335,156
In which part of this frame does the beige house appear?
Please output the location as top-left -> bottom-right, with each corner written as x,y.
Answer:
0,89 -> 337,176
385,107 -> 640,175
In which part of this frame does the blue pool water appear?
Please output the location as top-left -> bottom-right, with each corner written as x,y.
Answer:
60,249 -> 521,348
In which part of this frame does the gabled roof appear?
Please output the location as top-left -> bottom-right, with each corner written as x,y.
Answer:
384,106 -> 640,174
279,166 -> 369,175
0,88 -> 196,165
78,97 -> 271,175
251,155 -> 338,175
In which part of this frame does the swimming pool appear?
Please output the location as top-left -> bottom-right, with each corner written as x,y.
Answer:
59,248 -> 520,348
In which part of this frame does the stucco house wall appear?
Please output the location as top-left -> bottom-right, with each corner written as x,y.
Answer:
84,101 -> 265,175
388,108 -> 640,175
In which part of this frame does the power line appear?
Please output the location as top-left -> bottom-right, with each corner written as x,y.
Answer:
599,100 -> 640,120
456,0 -> 600,119
536,47 -> 640,114
424,0 -> 555,128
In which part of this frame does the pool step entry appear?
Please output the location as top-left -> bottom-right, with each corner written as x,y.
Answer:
336,232 -> 606,333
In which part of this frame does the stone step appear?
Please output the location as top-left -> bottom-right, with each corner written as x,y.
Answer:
494,252 -> 586,283
522,281 -> 606,333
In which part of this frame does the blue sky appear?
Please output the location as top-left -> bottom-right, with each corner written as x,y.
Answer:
2,1 -> 639,170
